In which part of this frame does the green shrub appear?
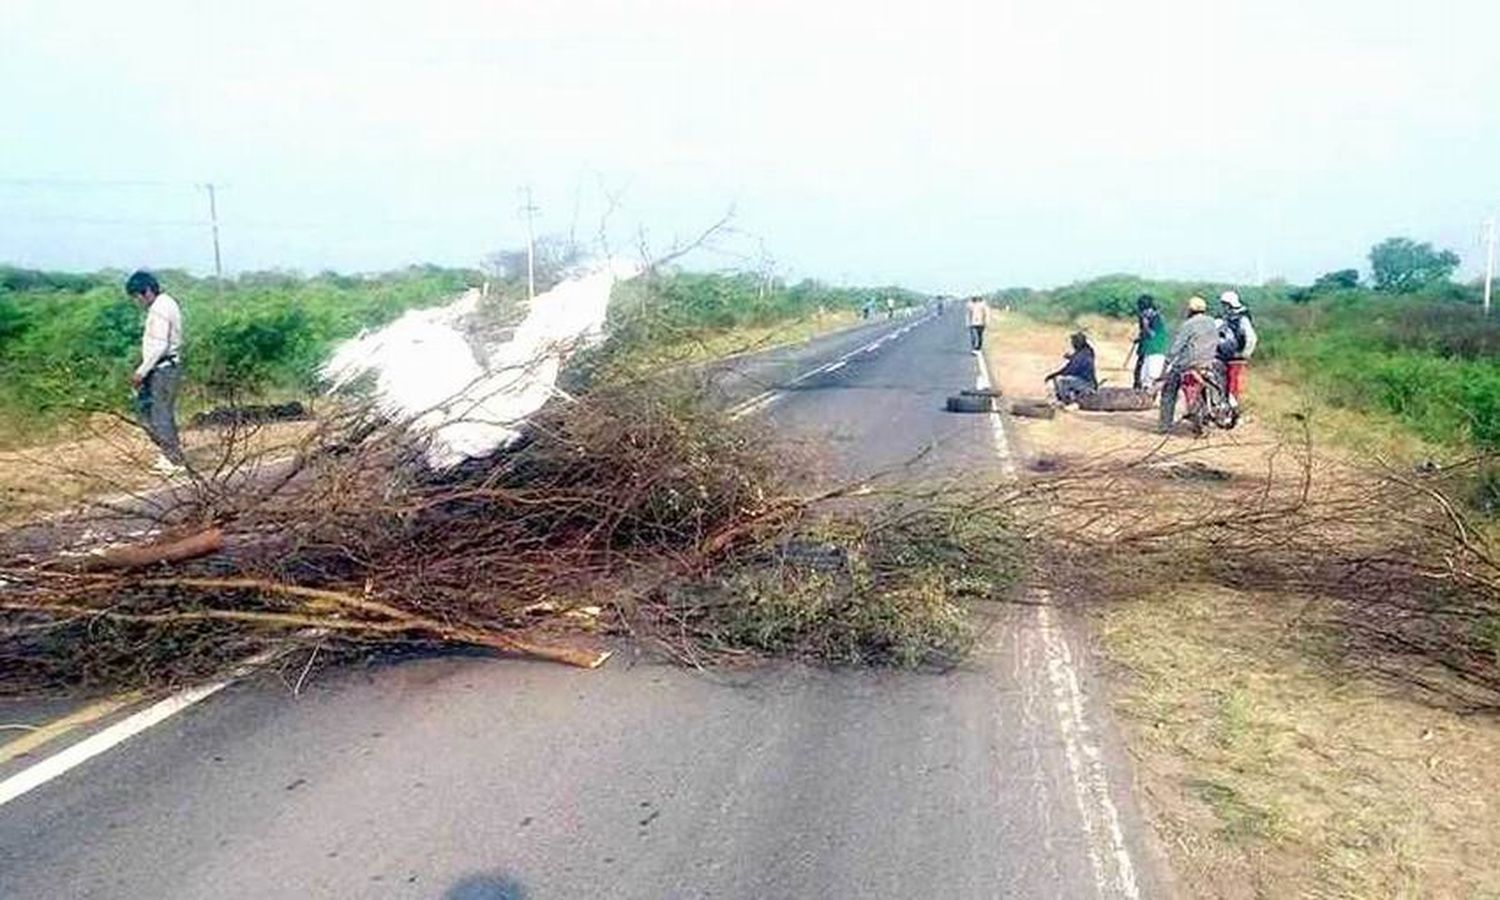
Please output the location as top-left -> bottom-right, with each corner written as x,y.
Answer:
0,265 -> 480,433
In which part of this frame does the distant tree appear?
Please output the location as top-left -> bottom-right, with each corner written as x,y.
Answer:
1312,268 -> 1361,292
1368,238 -> 1460,293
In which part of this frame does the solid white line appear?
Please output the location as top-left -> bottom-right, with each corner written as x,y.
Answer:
1038,599 -> 1142,900
973,351 -> 1017,479
0,648 -> 279,808
976,349 -> 1140,900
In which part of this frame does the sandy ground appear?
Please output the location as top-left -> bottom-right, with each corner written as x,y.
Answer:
986,312 -> 1500,899
0,417 -> 314,527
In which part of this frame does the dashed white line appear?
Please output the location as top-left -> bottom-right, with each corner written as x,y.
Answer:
976,348 -> 1140,900
727,315 -> 934,421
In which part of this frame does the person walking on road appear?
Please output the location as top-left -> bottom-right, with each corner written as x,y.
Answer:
1132,294 -> 1168,389
126,270 -> 186,474
965,296 -> 990,352
1157,295 -> 1221,434
1216,290 -> 1258,404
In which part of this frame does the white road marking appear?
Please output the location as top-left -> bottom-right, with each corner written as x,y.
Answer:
727,314 -> 935,421
973,351 -> 1017,479
976,349 -> 1141,900
1037,598 -> 1142,900
0,647 -> 282,809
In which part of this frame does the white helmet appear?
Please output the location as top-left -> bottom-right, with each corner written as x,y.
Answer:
1219,290 -> 1243,310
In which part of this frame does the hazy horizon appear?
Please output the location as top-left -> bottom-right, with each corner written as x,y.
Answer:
5,0 -> 1498,294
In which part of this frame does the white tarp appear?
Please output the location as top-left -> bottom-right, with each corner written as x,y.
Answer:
321,260 -> 638,469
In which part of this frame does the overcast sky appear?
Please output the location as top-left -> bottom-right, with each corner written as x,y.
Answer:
3,0 -> 1498,292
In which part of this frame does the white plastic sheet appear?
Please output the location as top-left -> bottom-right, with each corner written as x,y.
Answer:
321,260 -> 638,469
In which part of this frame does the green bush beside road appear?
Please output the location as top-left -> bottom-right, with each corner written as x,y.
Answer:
0,264 -> 923,445
0,265 -> 479,441
1004,271 -> 1500,452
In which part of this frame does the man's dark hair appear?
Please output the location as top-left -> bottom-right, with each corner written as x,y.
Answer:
125,270 -> 160,297
1070,331 -> 1090,351
1135,293 -> 1156,312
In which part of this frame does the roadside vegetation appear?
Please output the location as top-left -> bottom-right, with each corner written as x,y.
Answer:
987,262 -> 1500,899
998,236 -> 1500,456
0,261 -> 918,447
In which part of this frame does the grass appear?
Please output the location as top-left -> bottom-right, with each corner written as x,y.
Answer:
685,501 -> 1024,668
1099,586 -> 1500,899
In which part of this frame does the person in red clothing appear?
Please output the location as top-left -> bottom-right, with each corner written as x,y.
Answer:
1215,290 -> 1259,405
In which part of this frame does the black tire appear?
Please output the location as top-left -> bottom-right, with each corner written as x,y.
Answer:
1075,387 -> 1155,412
1010,400 -> 1057,419
960,388 -> 1005,398
946,394 -> 995,414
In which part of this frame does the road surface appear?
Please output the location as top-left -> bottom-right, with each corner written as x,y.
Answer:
0,306 -> 1167,899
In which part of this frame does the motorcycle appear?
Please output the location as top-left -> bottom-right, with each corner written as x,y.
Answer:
1178,366 -> 1239,436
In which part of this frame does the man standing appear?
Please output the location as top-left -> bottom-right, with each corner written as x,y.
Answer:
1157,295 -> 1221,434
126,270 -> 186,474
965,296 -> 990,352
1132,294 -> 1168,389
1216,290 -> 1259,403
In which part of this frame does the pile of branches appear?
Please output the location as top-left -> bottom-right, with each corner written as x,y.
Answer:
0,380 -> 1019,692
1026,436 -> 1500,713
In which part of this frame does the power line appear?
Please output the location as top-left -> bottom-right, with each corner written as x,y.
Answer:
0,177 -> 199,189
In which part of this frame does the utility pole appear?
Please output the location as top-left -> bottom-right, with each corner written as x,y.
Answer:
203,182 -> 223,281
1484,217 -> 1496,316
521,186 -> 539,302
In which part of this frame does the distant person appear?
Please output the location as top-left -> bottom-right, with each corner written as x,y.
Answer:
885,297 -> 895,319
1216,290 -> 1259,404
1157,296 -> 1222,434
965,296 -> 990,352
1045,331 -> 1098,405
126,270 -> 186,474
1132,294 -> 1168,389
861,300 -> 873,321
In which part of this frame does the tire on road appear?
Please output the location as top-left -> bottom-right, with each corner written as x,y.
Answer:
946,394 -> 996,414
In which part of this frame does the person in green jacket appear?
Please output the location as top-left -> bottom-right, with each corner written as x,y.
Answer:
1132,294 -> 1168,389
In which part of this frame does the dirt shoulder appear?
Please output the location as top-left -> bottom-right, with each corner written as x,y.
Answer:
986,312 -> 1500,899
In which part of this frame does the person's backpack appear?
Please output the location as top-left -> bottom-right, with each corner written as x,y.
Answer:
1217,314 -> 1247,360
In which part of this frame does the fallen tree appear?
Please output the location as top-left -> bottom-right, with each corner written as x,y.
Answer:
0,362 -> 1022,693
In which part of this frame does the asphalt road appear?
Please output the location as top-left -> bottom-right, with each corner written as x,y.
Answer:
0,306 -> 1166,899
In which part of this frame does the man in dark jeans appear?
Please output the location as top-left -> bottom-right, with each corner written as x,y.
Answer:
126,270 -> 186,474
965,296 -> 989,352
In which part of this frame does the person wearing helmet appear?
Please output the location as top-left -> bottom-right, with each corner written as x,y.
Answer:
1131,294 -> 1168,389
1216,290 -> 1258,402
1157,295 -> 1221,434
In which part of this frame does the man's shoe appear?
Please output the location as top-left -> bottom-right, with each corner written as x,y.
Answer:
150,456 -> 187,477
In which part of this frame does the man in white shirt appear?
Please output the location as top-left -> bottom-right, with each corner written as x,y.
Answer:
126,270 -> 185,473
965,296 -> 990,352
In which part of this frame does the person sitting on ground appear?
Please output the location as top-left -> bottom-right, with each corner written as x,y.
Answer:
1132,294 -> 1168,389
965,295 -> 990,352
1215,290 -> 1258,405
125,270 -> 187,474
1045,331 -> 1098,405
1157,295 -> 1223,434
